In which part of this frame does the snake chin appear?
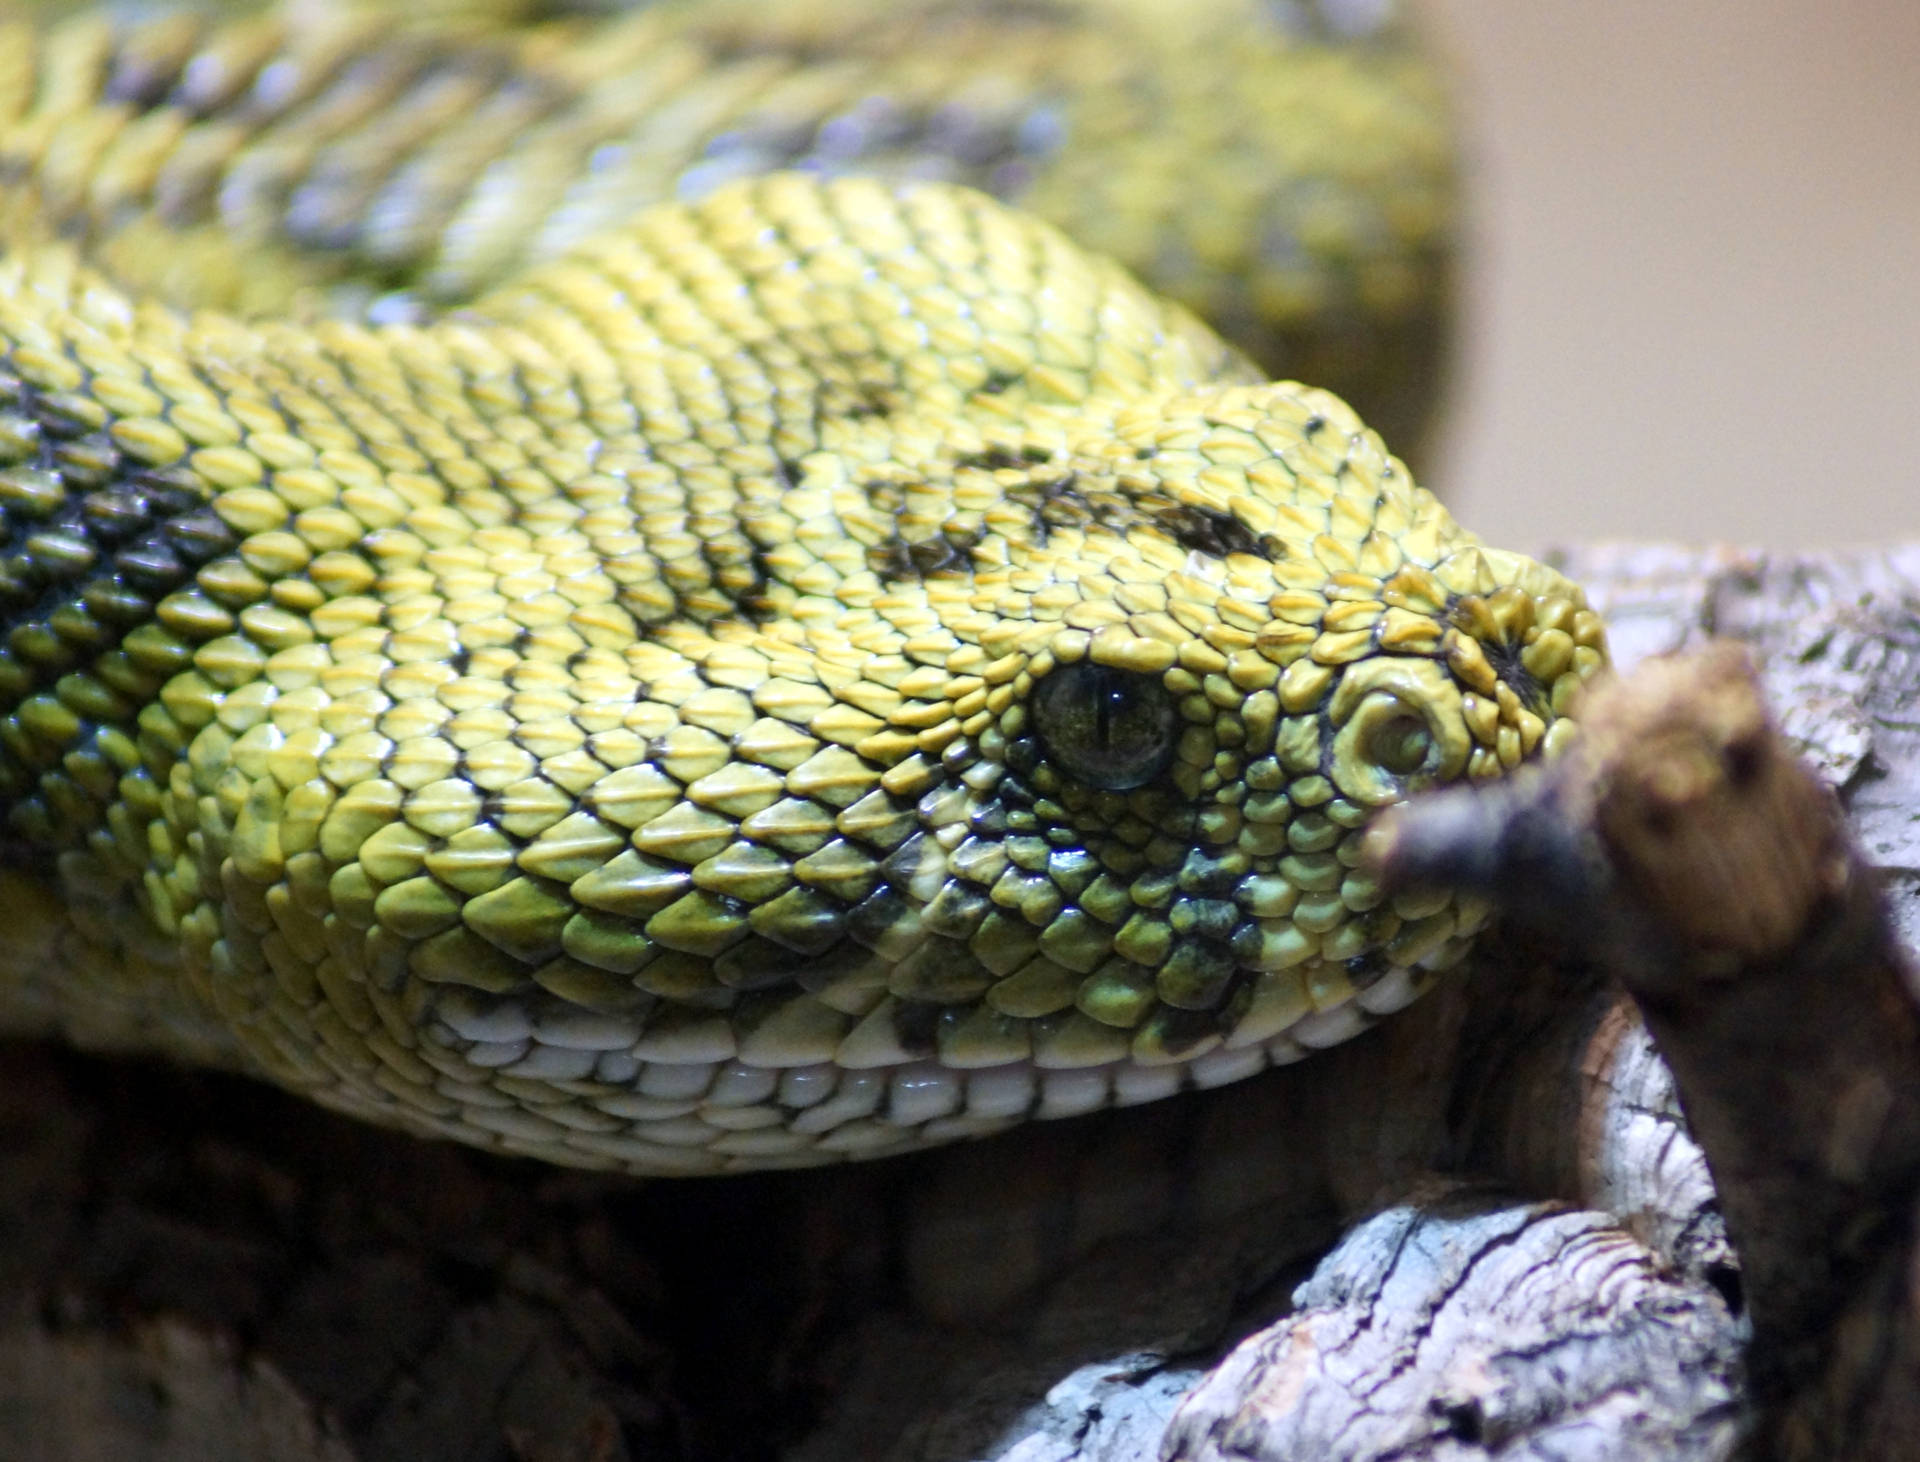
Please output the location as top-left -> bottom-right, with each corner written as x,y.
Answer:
391,946 -> 1445,1176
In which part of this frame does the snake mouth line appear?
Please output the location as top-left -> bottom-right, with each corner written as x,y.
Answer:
396,950 -> 1437,1174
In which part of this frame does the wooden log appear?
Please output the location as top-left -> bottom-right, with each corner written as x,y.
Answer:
1353,639 -> 1920,1455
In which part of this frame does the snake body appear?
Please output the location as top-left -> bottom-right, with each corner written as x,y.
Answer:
0,0 -> 1606,1174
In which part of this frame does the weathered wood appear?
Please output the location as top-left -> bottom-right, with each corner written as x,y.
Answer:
1350,623 -> 1920,1454
1161,1189 -> 1746,1462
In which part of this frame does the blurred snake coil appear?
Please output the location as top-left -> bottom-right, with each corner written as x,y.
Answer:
0,0 -> 1607,1174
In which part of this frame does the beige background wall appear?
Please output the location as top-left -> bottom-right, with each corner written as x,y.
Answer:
1416,0 -> 1920,551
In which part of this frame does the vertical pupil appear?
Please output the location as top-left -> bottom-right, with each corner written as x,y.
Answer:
1097,672 -> 1126,744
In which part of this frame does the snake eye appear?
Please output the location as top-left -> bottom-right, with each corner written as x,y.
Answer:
1366,709 -> 1434,776
1031,662 -> 1179,790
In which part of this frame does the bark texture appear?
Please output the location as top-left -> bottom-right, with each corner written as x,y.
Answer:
1161,1191 -> 1745,1462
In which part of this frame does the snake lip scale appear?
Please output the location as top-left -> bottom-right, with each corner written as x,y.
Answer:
0,0 -> 1606,1174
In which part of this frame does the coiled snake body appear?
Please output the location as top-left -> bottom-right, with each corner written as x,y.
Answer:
0,0 -> 1606,1173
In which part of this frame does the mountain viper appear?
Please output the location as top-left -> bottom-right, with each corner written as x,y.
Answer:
0,0 -> 1606,1173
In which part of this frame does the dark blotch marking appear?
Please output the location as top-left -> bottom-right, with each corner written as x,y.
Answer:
867,525 -> 983,581
165,509 -> 240,565
0,377 -> 232,703
954,446 -> 1054,471
999,470 -> 1164,550
1153,502 -> 1283,562
956,451 -> 1111,547
876,445 -> 1270,580
0,365 -> 244,845
862,466 -> 991,582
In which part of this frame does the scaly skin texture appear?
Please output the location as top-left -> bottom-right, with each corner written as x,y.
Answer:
0,5 -> 1604,1175
0,0 -> 1454,448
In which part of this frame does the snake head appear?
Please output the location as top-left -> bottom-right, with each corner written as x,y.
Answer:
902,382 -> 1609,1082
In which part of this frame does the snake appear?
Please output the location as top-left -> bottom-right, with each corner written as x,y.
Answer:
0,0 -> 1607,1175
